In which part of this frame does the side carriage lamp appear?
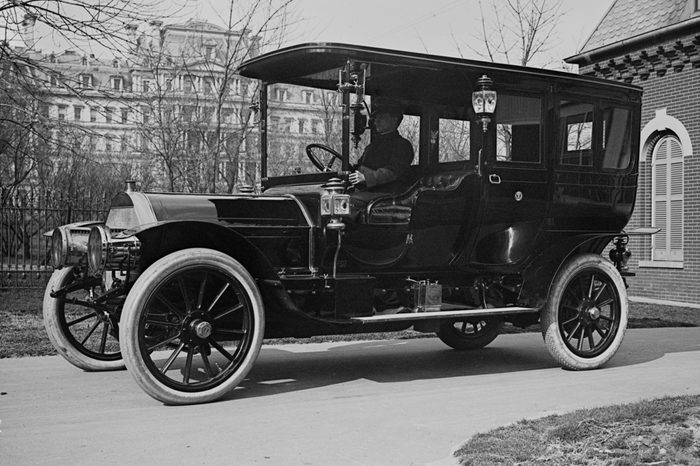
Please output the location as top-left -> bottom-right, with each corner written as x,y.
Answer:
472,74 -> 497,133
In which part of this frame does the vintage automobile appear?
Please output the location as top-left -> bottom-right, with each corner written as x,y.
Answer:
44,43 -> 651,405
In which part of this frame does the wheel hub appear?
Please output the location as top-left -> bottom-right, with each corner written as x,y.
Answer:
190,319 -> 212,339
587,306 -> 601,320
577,298 -> 601,324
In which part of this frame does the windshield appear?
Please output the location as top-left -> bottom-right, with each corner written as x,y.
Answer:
265,83 -> 420,177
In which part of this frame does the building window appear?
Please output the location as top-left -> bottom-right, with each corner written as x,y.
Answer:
105,107 -> 114,123
302,91 -> 314,104
90,107 -> 98,122
111,76 -> 123,91
651,135 -> 683,262
105,135 -> 115,152
74,106 -> 83,121
80,74 -> 94,89
298,119 -> 306,133
57,105 -> 67,121
183,75 -> 196,93
121,108 -> 129,124
203,78 -> 214,94
273,87 -> 288,101
204,45 -> 215,60
269,116 -> 280,132
142,79 -> 152,93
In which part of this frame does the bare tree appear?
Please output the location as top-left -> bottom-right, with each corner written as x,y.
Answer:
0,0 -> 163,202
131,0 -> 296,193
455,0 -> 563,67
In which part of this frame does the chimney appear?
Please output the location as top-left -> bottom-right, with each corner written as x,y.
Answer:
20,14 -> 37,49
147,20 -> 163,50
126,23 -> 140,54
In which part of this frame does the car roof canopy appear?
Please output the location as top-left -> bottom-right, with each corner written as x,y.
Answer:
236,43 -> 641,106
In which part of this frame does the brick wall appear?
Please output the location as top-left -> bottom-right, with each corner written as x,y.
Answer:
580,35 -> 700,304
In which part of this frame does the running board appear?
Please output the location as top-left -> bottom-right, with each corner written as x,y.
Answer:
351,306 -> 539,324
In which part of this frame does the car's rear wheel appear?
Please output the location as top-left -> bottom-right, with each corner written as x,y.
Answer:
436,317 -> 503,350
43,267 -> 124,371
541,254 -> 628,370
120,248 -> 264,405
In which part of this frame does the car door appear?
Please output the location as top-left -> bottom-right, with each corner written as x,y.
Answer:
469,93 -> 549,267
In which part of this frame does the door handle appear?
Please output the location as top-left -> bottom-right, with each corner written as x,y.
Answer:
488,174 -> 501,185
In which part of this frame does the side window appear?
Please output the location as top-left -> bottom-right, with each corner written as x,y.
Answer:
495,94 -> 541,163
560,100 -> 594,166
602,106 -> 632,169
439,118 -> 470,162
398,115 -> 420,165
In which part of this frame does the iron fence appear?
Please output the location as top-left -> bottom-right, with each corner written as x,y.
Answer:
0,197 -> 107,288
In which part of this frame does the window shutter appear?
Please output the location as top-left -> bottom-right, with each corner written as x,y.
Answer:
668,138 -> 683,260
652,136 -> 683,261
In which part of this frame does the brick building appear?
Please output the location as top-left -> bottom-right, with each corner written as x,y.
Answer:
566,0 -> 700,305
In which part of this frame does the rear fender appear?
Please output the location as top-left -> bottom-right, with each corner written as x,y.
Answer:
518,234 -> 616,308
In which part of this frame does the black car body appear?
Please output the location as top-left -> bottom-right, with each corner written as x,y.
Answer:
44,43 -> 650,404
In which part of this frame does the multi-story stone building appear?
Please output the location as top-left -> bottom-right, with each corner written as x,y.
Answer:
566,0 -> 700,305
14,18 -> 269,193
10,17 -> 348,194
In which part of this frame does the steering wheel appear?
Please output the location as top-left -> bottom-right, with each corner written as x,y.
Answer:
305,143 -> 343,172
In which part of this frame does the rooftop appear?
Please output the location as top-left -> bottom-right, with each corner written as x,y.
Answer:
580,0 -> 695,53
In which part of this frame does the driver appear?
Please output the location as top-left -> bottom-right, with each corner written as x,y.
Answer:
348,103 -> 414,190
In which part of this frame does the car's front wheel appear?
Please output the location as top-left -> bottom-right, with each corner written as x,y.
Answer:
541,254 -> 628,370
120,248 -> 264,405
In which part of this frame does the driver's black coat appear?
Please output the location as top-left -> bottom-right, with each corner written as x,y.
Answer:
356,130 -> 414,189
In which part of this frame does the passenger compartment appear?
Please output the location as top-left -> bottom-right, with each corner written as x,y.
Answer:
365,165 -> 475,225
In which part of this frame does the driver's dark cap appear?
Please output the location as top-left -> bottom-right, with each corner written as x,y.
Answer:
371,102 -> 403,118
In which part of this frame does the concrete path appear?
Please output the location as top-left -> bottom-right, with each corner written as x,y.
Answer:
1,327 -> 699,465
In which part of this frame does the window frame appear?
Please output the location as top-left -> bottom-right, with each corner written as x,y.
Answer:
650,134 -> 684,264
493,91 -> 545,167
556,95 -> 636,172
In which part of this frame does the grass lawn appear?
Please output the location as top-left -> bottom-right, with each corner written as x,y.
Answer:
455,395 -> 700,465
1,286 -> 699,358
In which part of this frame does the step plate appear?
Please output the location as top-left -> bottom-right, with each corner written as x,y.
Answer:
351,306 -> 539,324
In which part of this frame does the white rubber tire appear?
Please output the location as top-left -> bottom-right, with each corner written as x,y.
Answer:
43,267 -> 125,371
120,248 -> 264,405
541,254 -> 628,370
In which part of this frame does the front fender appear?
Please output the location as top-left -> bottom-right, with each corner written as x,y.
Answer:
125,220 -> 323,330
130,220 -> 278,282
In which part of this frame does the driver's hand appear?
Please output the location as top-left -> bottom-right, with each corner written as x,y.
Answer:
348,170 -> 365,186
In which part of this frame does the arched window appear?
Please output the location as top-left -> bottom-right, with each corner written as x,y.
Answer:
651,135 -> 683,261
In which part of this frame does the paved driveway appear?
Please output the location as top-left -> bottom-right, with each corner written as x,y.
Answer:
2,327 -> 699,465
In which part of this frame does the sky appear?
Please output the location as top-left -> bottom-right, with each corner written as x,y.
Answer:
14,0 -> 615,68
185,0 -> 614,68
